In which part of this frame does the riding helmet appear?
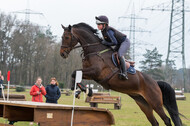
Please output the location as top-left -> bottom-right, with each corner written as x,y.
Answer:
95,15 -> 109,24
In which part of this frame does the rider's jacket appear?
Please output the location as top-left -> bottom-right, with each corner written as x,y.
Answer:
101,26 -> 126,46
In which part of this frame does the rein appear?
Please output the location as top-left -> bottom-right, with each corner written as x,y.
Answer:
61,42 -> 101,50
82,48 -> 111,60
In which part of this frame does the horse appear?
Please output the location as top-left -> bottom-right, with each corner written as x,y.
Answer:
60,23 -> 182,126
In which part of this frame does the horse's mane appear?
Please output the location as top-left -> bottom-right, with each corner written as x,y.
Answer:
72,22 -> 98,34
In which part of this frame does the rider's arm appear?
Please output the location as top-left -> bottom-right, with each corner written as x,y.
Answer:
107,29 -> 118,45
102,30 -> 118,46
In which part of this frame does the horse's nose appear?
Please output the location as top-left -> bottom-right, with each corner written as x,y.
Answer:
60,52 -> 64,57
60,48 -> 65,58
60,51 -> 68,58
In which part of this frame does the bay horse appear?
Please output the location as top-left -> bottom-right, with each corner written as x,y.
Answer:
60,23 -> 182,126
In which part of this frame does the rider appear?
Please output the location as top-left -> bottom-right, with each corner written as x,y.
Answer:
95,15 -> 130,80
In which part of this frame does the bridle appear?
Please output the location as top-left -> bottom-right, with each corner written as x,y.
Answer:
61,31 -> 101,50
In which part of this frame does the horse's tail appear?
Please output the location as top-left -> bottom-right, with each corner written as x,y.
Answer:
157,81 -> 182,126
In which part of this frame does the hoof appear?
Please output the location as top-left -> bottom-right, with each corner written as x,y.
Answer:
75,90 -> 81,99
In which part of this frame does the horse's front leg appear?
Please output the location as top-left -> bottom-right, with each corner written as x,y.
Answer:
71,66 -> 99,84
71,66 -> 99,97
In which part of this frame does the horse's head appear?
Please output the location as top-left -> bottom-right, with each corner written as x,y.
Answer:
60,24 -> 78,58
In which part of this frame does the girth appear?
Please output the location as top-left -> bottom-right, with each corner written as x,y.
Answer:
97,68 -> 119,90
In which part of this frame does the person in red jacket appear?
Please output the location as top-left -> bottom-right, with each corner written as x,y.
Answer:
30,77 -> 46,102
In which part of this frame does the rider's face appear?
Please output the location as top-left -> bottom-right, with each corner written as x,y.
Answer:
97,24 -> 104,30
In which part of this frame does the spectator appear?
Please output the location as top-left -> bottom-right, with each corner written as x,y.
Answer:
0,70 -> 4,97
30,77 -> 46,102
45,77 -> 61,104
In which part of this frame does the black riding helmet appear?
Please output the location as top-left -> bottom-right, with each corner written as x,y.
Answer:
95,15 -> 109,24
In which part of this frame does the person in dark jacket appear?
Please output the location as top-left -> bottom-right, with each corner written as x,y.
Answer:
45,77 -> 61,104
0,70 -> 4,97
95,15 -> 131,80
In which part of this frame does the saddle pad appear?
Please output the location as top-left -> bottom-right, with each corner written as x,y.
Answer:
112,53 -> 136,75
127,66 -> 136,74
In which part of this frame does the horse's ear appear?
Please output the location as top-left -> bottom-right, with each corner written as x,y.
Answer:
68,25 -> 72,30
61,24 -> 65,29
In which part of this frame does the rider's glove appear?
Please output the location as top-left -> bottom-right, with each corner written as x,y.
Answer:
101,40 -> 114,46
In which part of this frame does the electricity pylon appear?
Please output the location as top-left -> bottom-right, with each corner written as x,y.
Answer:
142,0 -> 190,91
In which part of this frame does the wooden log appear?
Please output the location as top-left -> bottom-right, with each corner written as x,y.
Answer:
0,101 -> 115,126
0,98 -> 26,101
0,124 -> 14,126
0,94 -> 25,99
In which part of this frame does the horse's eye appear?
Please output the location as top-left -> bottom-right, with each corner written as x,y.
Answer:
65,36 -> 69,40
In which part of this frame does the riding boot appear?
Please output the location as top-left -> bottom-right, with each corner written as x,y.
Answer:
118,56 -> 128,80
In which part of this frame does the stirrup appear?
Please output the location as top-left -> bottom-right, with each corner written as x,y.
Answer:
118,73 -> 128,80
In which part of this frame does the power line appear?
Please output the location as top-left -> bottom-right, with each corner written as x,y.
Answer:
12,0 -> 44,23
118,3 -> 150,62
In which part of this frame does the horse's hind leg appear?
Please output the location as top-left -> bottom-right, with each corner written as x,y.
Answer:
144,92 -> 172,126
153,106 -> 172,126
146,95 -> 172,126
130,95 -> 159,126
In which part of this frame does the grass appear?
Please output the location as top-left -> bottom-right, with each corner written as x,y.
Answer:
0,89 -> 190,126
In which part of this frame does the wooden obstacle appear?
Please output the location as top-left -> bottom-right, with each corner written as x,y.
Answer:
0,94 -> 26,101
86,92 -> 121,110
175,90 -> 186,100
85,92 -> 110,102
89,96 -> 121,110
0,101 -> 114,126
92,92 -> 111,96
60,89 -> 72,96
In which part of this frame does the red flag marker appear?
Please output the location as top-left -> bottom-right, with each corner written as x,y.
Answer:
7,71 -> 10,81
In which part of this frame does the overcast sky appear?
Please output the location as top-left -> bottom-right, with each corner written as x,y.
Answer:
0,0 -> 190,69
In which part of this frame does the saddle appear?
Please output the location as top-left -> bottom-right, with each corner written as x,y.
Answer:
111,52 -> 136,75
